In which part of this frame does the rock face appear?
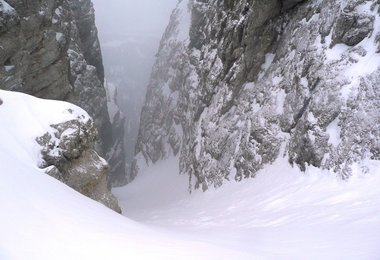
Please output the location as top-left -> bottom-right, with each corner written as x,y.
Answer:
0,0 -> 126,184
100,36 -> 161,185
135,0 -> 380,190
37,116 -> 121,213
105,81 -> 127,186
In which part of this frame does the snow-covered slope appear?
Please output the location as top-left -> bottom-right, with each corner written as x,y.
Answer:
115,156 -> 380,259
0,90 -> 252,259
1,90 -> 379,259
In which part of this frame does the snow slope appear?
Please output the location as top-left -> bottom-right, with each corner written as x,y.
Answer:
0,90 -> 252,260
1,89 -> 380,259
115,157 -> 380,259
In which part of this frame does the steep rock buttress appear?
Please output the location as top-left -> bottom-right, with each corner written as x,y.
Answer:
135,0 -> 380,190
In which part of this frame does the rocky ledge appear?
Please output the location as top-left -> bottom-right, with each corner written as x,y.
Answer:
37,113 -> 121,213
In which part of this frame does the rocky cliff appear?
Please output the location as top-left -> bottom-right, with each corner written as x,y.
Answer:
105,81 -> 127,186
0,0 -> 125,209
0,0 -> 126,184
135,0 -> 380,190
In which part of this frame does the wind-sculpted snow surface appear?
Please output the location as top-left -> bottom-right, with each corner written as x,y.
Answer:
136,0 -> 380,190
0,90 -> 120,212
116,157 -> 380,259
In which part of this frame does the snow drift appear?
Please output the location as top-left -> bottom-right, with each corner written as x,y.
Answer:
117,156 -> 380,259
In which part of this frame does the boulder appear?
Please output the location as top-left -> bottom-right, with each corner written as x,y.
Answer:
37,116 -> 121,213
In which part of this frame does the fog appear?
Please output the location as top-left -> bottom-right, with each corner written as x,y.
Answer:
92,0 -> 178,41
92,0 -> 178,176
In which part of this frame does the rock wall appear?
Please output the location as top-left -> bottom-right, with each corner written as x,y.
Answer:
135,0 -> 380,190
0,0 -> 125,184
105,81 -> 127,186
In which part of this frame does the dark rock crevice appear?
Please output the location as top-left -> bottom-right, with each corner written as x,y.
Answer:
280,0 -> 308,12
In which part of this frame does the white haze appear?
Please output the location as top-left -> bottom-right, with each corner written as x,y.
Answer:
92,0 -> 178,41
91,0 -> 178,167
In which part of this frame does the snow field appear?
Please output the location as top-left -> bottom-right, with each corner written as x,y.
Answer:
115,157 -> 380,259
0,90 -> 252,260
1,90 -> 380,259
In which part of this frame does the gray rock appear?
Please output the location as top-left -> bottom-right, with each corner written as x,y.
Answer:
0,0 -> 126,185
281,0 -> 306,11
37,116 -> 121,213
105,81 -> 127,186
332,10 -> 375,47
135,0 -> 380,190
45,166 -> 65,183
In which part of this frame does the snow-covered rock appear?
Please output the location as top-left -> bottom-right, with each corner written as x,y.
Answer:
0,89 -> 120,212
0,0 -> 125,184
133,0 -> 191,180
136,0 -> 380,190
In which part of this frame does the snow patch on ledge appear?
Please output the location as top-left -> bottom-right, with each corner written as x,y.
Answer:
326,116 -> 341,147
0,90 -> 90,164
175,0 -> 192,42
0,0 -> 14,13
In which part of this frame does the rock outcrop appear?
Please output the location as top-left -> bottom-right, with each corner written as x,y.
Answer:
0,0 -> 126,184
135,0 -> 380,190
37,116 -> 121,212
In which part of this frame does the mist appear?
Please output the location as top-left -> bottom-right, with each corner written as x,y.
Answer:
92,0 -> 178,42
91,0 -> 178,173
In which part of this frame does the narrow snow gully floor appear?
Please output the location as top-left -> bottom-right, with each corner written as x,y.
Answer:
114,157 -> 380,260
